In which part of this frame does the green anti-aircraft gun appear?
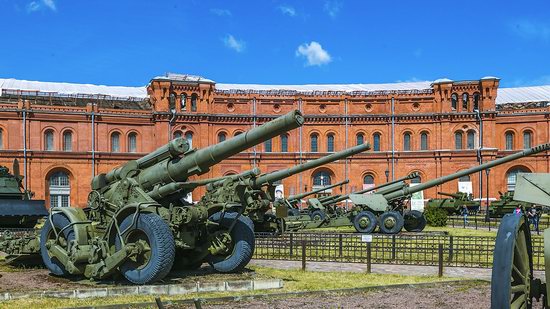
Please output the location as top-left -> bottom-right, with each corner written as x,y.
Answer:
426,192 -> 480,216
37,110 -> 305,284
489,191 -> 533,218
196,143 -> 370,234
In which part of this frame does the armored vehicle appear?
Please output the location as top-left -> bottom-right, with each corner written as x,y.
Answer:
37,110 -> 305,284
426,192 -> 480,216
489,191 -> 533,218
0,159 -> 47,228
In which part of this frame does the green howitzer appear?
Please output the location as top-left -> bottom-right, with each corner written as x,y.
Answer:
425,191 -> 480,216
488,191 -> 532,218
33,110 -> 305,284
278,180 -> 349,217
196,142 -> 371,232
349,143 -> 550,234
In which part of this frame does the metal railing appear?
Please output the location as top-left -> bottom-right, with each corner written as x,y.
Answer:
254,232 -> 545,270
447,214 -> 549,232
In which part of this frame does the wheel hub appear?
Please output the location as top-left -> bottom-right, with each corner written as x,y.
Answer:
384,217 -> 396,229
358,217 -> 370,229
209,232 -> 233,256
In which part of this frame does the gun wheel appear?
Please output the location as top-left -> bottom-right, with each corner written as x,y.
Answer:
403,210 -> 427,232
378,211 -> 404,234
491,214 -> 534,309
353,211 -> 377,233
309,210 -> 326,221
207,212 -> 254,273
40,213 -> 75,276
115,213 -> 175,284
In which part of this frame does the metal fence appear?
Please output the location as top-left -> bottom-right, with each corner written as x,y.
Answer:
254,232 -> 545,270
447,215 -> 550,232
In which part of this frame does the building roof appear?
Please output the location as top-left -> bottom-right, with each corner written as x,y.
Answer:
0,78 -> 147,99
215,81 -> 433,93
496,85 -> 550,105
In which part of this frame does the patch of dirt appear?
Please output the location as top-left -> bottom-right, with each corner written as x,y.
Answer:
171,281 -> 494,309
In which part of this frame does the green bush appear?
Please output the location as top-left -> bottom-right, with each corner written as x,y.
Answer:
424,205 -> 448,227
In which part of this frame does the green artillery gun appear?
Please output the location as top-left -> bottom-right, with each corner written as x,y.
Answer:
34,110 -> 305,284
280,173 -> 419,232
275,180 -> 349,217
426,191 -> 480,216
491,171 -> 550,308
489,191 -> 534,218
0,159 -> 48,228
346,143 -> 550,234
196,142 -> 371,233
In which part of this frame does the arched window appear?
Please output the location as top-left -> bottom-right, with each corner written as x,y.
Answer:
191,94 -> 198,112
313,171 -> 331,186
507,167 -> 530,191
173,130 -> 183,139
264,139 -> 272,152
467,130 -> 476,150
218,132 -> 227,143
180,93 -> 187,111
459,175 -> 471,182
505,131 -> 514,150
128,132 -> 137,153
451,93 -> 458,110
169,93 -> 176,112
0,128 -> 3,150
185,132 -> 193,148
411,175 -> 422,184
49,171 -> 70,207
356,133 -> 364,145
420,132 -> 428,150
110,132 -> 120,152
363,174 -> 375,185
473,92 -> 480,111
462,93 -> 469,110
523,131 -> 532,149
403,132 -> 411,151
281,134 -> 288,152
45,130 -> 54,151
62,131 -> 72,152
327,134 -> 335,152
310,133 -> 319,152
455,132 -> 463,150
373,133 -> 381,151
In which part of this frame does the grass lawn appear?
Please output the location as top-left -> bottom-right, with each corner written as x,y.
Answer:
423,226 -> 497,237
1,266 -> 460,309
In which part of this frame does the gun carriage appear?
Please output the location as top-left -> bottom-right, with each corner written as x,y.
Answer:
426,191 -> 480,216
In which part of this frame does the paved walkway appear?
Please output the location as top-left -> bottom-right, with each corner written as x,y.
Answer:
250,259 -> 545,282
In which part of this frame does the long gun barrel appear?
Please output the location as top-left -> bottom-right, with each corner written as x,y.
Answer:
95,110 -> 305,192
327,172 -> 419,204
250,142 -> 371,187
437,192 -> 464,198
287,180 -> 349,201
383,143 -> 550,201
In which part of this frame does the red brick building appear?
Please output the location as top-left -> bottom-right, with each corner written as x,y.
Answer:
1,74 -> 549,208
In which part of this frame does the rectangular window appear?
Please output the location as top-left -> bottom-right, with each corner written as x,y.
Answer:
281,135 -> 288,152
506,134 -> 514,150
264,139 -> 272,152
63,133 -> 72,151
403,134 -> 411,151
373,134 -> 380,151
128,135 -> 137,153
420,134 -> 428,150
523,133 -> 531,149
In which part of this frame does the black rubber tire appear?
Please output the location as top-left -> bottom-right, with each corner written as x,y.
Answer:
491,214 -> 533,309
289,208 -> 301,217
309,210 -> 326,221
207,212 -> 254,273
115,213 -> 175,284
378,211 -> 404,234
403,210 -> 427,232
353,211 -> 377,233
40,214 -> 75,276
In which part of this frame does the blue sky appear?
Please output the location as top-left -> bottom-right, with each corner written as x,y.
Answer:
0,0 -> 549,87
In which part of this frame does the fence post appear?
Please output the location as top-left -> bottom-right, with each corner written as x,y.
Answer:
488,217 -> 491,231
452,217 -> 455,228
289,233 -> 294,257
438,243 -> 444,277
474,215 -> 478,230
367,242 -> 372,274
339,234 -> 343,257
391,235 -> 396,260
448,236 -> 454,262
301,239 -> 307,271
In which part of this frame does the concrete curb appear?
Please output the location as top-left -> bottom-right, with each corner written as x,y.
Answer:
0,279 -> 283,301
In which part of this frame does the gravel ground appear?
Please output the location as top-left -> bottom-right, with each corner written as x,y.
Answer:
171,282 -> 492,309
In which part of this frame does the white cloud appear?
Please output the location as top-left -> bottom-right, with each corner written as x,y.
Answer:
210,8 -> 232,16
395,77 -> 423,83
26,0 -> 56,12
510,19 -> 550,43
278,5 -> 296,17
324,1 -> 342,18
223,34 -> 245,53
508,75 -> 550,87
295,41 -> 332,66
